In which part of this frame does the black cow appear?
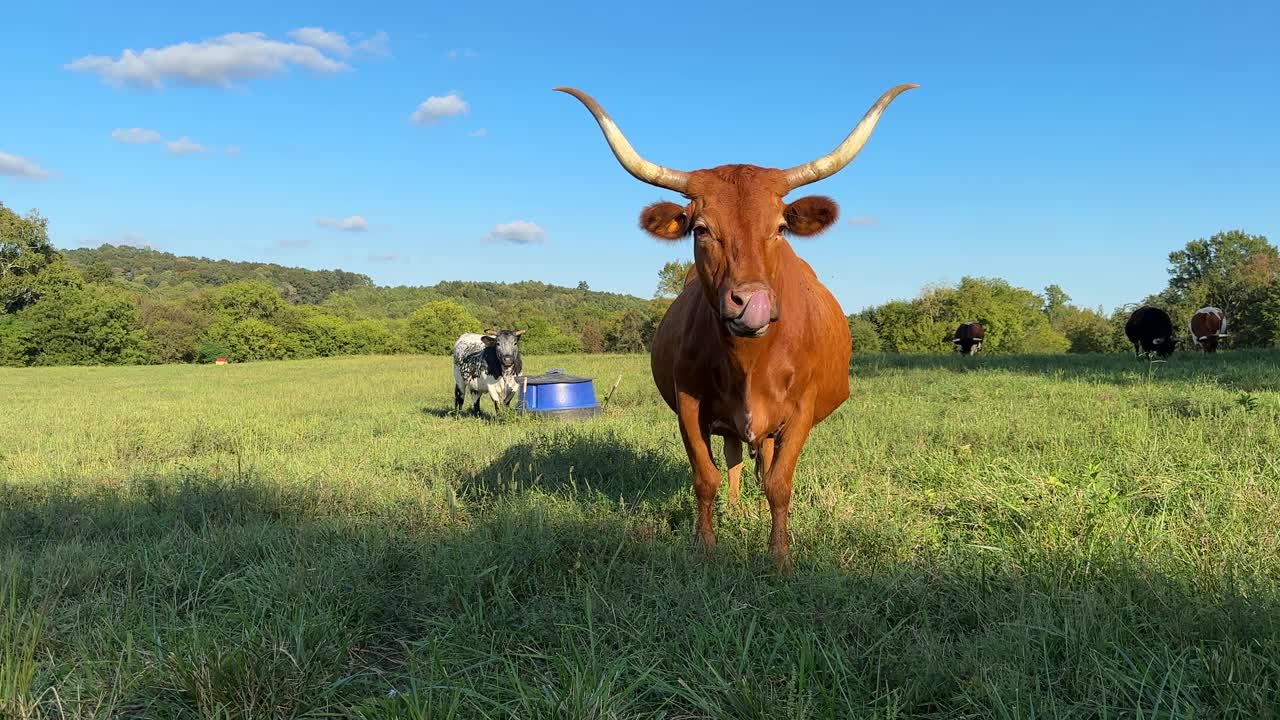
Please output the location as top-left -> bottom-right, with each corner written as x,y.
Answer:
952,321 -> 985,355
1125,306 -> 1178,359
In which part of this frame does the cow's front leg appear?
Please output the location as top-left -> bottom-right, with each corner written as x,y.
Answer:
676,390 -> 720,550
488,383 -> 505,416
724,438 -> 743,508
762,410 -> 814,573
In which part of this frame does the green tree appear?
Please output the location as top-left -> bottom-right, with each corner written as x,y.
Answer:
15,285 -> 151,366
82,261 -> 115,284
643,298 -> 672,349
347,319 -> 408,355
210,280 -> 291,324
1,203 -> 82,312
1042,284 -> 1070,325
64,243 -> 373,304
205,317 -> 296,362
656,260 -> 694,298
861,300 -> 943,353
0,314 -> 34,366
861,277 -> 1068,354
406,300 -> 481,354
293,311 -> 354,357
139,297 -> 212,363
1167,230 -> 1276,302
606,308 -> 649,353
848,317 -> 882,355
196,339 -> 231,364
1160,230 -> 1280,346
1055,306 -> 1117,353
517,315 -> 582,354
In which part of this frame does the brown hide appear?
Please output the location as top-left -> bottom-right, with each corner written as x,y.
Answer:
647,173 -> 851,570
558,84 -> 915,569
650,191 -> 852,440
1190,308 -> 1225,352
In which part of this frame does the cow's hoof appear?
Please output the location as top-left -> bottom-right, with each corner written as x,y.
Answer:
770,552 -> 795,575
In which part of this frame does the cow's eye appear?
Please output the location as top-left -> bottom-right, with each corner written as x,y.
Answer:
692,225 -> 710,240
777,224 -> 788,236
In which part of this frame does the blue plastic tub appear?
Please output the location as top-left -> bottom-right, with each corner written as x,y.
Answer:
518,369 -> 600,419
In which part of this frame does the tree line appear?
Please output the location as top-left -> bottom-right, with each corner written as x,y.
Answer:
846,229 -> 1279,355
2,201 -> 1277,366
0,203 -> 673,366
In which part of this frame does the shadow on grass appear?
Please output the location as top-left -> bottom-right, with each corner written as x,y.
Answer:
5,470 -> 1280,718
851,349 -> 1280,392
418,406 -> 525,423
460,429 -> 690,507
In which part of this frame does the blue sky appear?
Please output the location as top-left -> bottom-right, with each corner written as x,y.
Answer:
2,0 -> 1277,314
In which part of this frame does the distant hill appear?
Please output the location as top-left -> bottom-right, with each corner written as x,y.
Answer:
58,244 -> 663,356
64,244 -> 374,305
325,280 -> 651,320
63,245 -> 655,317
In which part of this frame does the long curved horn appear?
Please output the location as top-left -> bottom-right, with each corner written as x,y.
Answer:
554,87 -> 690,194
783,84 -> 919,191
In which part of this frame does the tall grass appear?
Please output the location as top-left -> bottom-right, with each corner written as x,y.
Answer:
1,568 -> 46,719
2,351 -> 1279,717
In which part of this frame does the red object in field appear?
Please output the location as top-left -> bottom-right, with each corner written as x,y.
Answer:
215,357 -> 228,365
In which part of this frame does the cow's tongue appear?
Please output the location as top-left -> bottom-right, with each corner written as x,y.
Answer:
739,291 -> 771,331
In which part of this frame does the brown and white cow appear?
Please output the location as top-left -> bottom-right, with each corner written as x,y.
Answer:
952,321 -> 985,355
558,83 -> 917,569
1189,306 -> 1227,353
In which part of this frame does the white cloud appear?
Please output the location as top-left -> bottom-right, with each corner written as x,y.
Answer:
112,129 -> 231,157
468,128 -> 488,138
287,27 -> 351,56
166,136 -> 208,155
111,127 -> 162,144
355,31 -> 391,57
446,48 -> 477,61
410,92 -> 468,125
0,151 -> 54,180
65,31 -> 351,89
484,220 -> 546,245
847,215 -> 879,227
317,215 -> 369,232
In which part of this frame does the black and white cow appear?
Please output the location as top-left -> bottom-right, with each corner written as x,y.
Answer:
453,329 -> 525,415
952,321 -> 985,355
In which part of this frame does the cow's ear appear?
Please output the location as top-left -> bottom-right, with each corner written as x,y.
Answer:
784,196 -> 839,237
481,335 -> 497,347
640,201 -> 691,241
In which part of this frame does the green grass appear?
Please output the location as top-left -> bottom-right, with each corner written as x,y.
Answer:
3,350 -> 1280,718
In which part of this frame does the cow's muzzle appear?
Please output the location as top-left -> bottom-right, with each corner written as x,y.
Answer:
721,283 -> 778,338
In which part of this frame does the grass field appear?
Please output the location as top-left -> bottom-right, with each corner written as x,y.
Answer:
3,351 -> 1280,718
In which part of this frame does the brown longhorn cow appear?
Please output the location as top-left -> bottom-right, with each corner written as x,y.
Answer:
557,83 -> 917,569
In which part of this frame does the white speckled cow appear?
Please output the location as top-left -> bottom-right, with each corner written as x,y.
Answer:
453,329 -> 525,415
